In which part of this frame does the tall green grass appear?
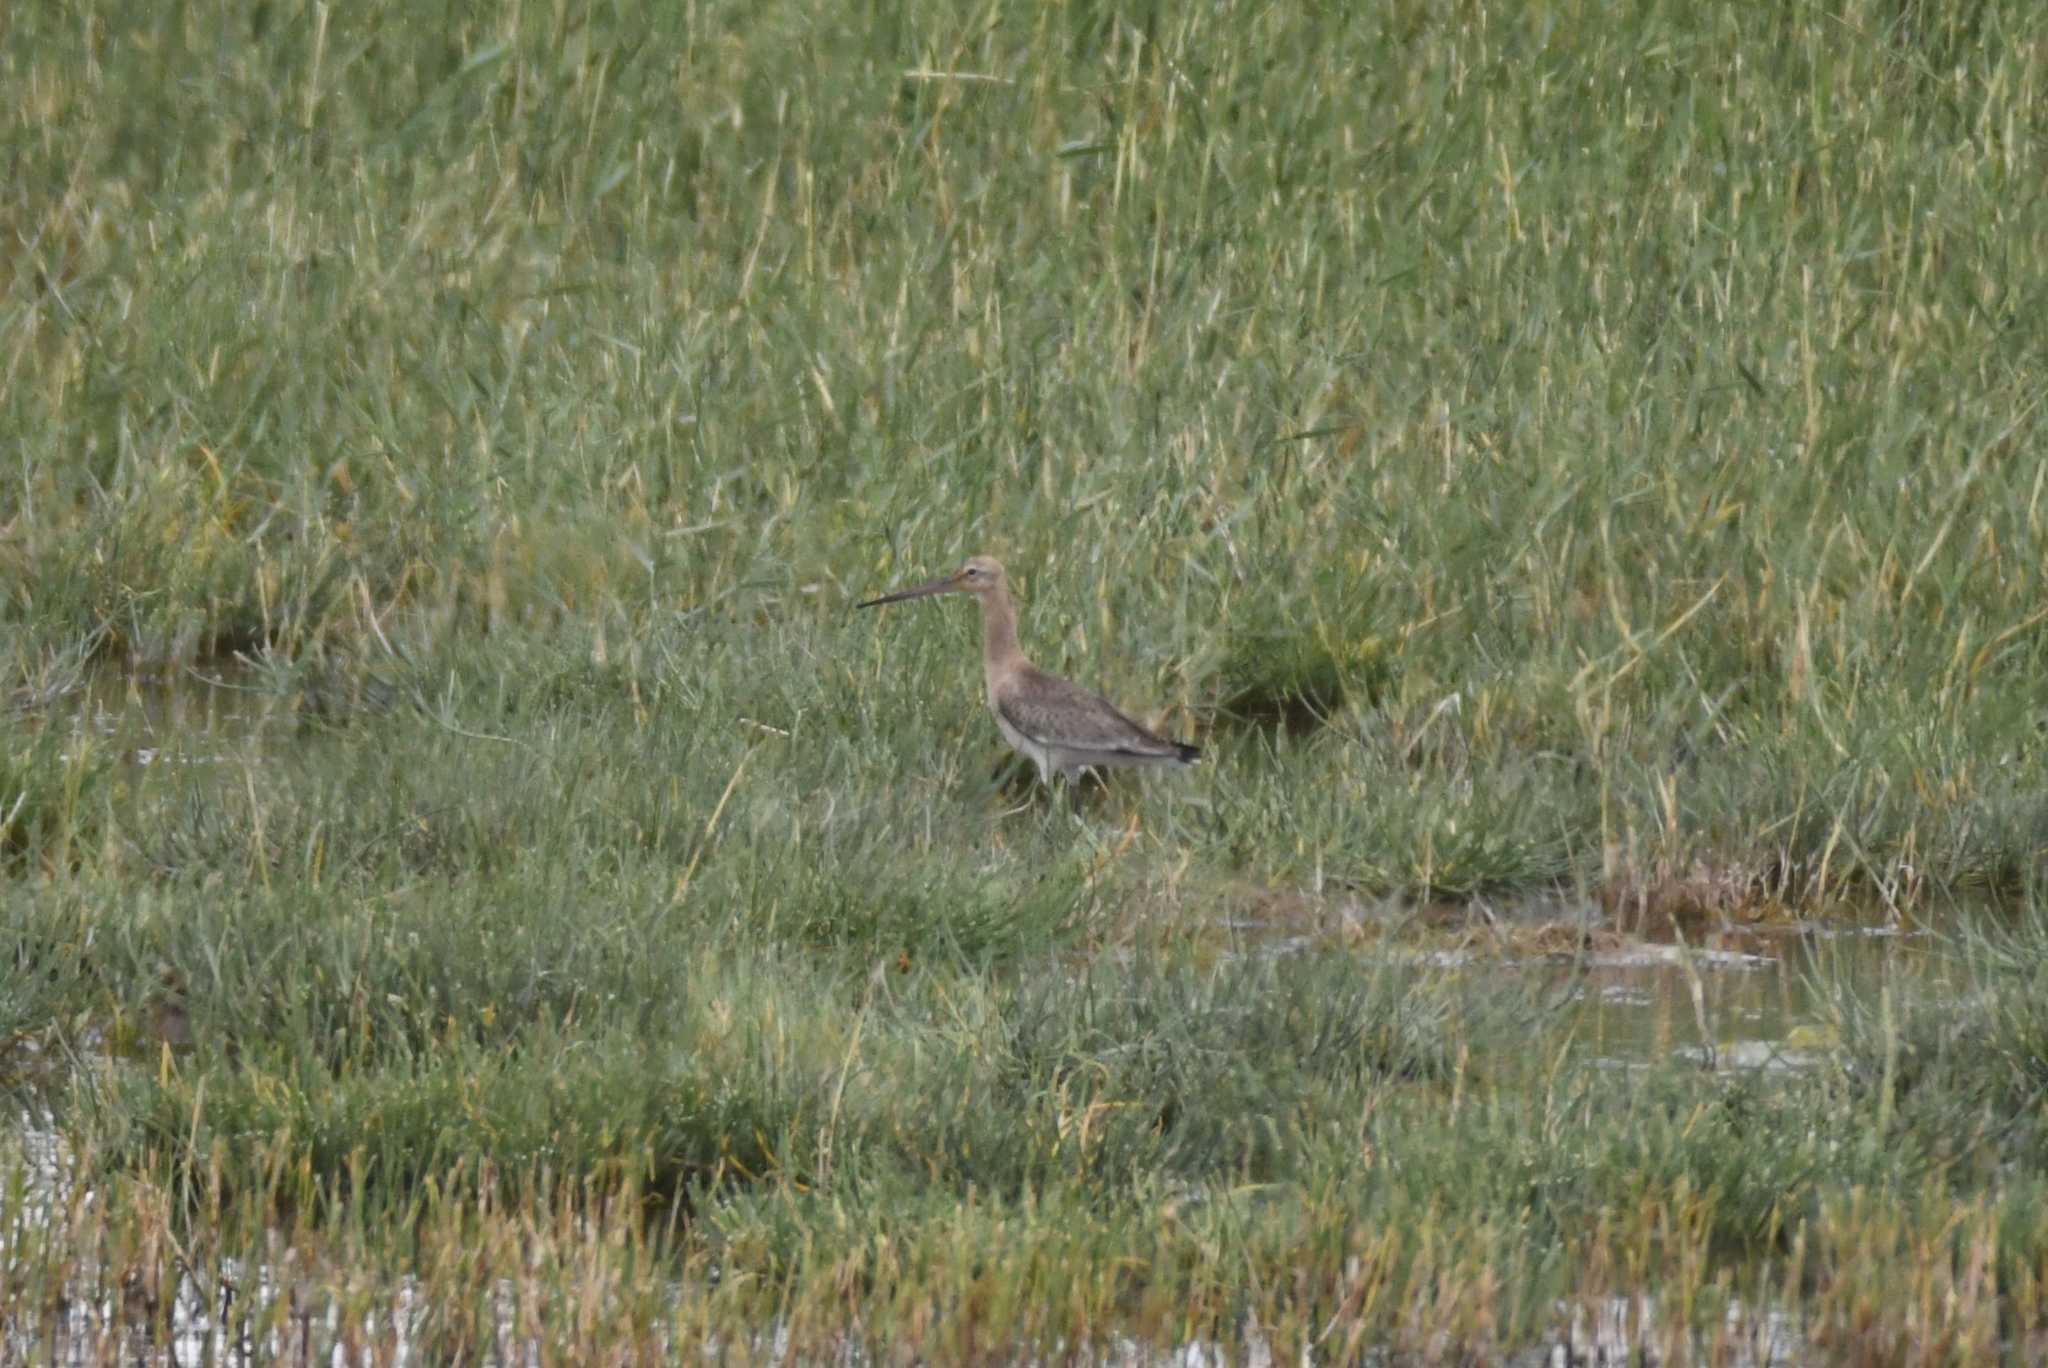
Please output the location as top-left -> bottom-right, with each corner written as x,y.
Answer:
8,0 -> 2044,904
5,0 -> 2048,1357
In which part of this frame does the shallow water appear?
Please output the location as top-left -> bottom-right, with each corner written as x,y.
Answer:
61,663 -> 288,768
1244,895 -> 1919,1075
1557,925 -> 1917,1074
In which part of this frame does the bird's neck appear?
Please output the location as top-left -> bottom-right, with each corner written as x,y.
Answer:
978,587 -> 1025,676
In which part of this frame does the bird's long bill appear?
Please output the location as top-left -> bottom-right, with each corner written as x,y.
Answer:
856,572 -> 963,608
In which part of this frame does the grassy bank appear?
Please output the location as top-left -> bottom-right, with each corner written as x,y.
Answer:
10,874 -> 2048,1359
7,0 -> 2047,906
5,0 -> 2048,1358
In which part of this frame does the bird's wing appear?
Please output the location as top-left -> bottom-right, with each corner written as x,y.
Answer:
995,666 -> 1188,760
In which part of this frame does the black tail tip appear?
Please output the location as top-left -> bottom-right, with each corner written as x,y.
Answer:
1176,743 -> 1202,765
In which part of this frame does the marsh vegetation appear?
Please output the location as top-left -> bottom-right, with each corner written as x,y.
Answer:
4,0 -> 2047,1360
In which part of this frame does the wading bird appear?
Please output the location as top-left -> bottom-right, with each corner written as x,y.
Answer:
857,556 -> 1200,792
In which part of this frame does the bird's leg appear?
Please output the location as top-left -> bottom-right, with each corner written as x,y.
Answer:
1052,766 -> 1103,820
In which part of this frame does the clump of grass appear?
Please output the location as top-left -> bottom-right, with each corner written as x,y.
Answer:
1214,605 -> 1386,736
2,629 -> 104,714
0,730 -> 111,876
1821,908 -> 2048,1157
770,852 -> 1100,965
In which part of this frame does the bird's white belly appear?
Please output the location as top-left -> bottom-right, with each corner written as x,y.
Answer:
993,710 -> 1057,784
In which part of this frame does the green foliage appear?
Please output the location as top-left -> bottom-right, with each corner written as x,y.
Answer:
4,0 -> 2047,1357
0,730 -> 111,875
